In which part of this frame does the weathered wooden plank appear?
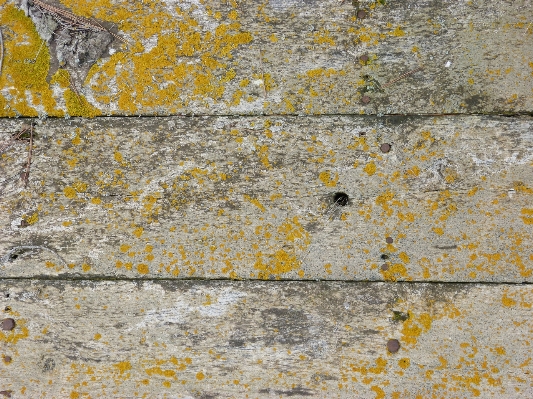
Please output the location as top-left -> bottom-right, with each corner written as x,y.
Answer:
0,280 -> 531,398
1,0 -> 532,116
1,116 -> 532,281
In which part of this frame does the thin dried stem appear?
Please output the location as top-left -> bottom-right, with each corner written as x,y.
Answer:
23,124 -> 34,187
0,126 -> 30,154
32,0 -> 126,44
383,66 -> 424,88
0,28 -> 3,79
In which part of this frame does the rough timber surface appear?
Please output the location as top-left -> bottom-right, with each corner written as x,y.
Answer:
1,116 -> 532,281
0,280 -> 531,398
0,0 -> 532,117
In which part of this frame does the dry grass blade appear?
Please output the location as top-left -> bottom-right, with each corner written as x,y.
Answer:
0,126 -> 30,154
0,28 -> 3,79
32,0 -> 126,44
383,66 -> 424,88
23,124 -> 34,187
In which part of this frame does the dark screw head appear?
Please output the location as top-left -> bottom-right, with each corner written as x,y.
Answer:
361,95 -> 371,104
333,192 -> 349,206
380,143 -> 391,153
381,264 -> 389,271
359,54 -> 369,63
387,339 -> 400,353
1,318 -> 15,331
386,237 -> 393,244
357,9 -> 367,19
0,391 -> 12,398
20,219 -> 29,228
3,356 -> 11,363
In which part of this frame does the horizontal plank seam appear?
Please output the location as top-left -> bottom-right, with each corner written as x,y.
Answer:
0,112 -> 532,121
0,276 -> 531,285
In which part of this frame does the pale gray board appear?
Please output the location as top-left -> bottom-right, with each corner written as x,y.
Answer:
1,115 -> 532,281
4,0 -> 533,116
0,280 -> 531,398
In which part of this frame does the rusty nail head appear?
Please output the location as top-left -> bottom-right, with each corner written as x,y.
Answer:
20,219 -> 29,228
3,356 -> 11,363
357,10 -> 367,19
386,237 -> 393,244
380,143 -> 391,153
360,54 -> 369,63
381,264 -> 389,271
1,319 -> 15,331
361,95 -> 371,104
387,339 -> 400,353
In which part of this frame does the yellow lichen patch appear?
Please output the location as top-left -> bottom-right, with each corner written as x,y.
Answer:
370,385 -> 386,399
59,0 -> 253,114
23,212 -> 39,225
113,361 -> 132,375
364,161 -> 377,176
400,312 -> 432,346
137,263 -> 149,274
0,321 -> 29,344
196,371 -> 205,380
0,4 -> 59,116
243,195 -> 265,212
379,263 -> 408,281
501,292 -> 517,307
398,358 -> 410,369
319,170 -> 339,187
520,208 -> 533,224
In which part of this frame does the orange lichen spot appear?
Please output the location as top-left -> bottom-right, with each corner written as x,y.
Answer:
137,264 -> 149,274
196,371 -> 205,380
370,385 -> 386,399
120,244 -> 131,253
70,392 -> 80,399
64,186 -> 77,199
401,312 -> 432,346
243,195 -> 265,212
23,212 -> 39,225
319,170 -> 339,187
364,161 -> 377,176
502,293 -> 516,307
399,252 -> 410,264
91,197 -> 101,205
398,358 -> 410,369
133,227 -> 144,238
432,227 -> 444,235
520,208 -> 533,224
82,263 -> 91,272
113,361 -> 132,374
94,333 -> 101,340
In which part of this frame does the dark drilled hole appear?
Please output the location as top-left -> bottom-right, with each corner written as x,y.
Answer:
4,307 -> 10,312
8,254 -> 18,261
333,192 -> 349,206
381,254 -> 389,260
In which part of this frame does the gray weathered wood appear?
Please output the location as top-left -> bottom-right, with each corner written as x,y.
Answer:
1,0 -> 532,116
1,116 -> 532,281
0,280 -> 531,398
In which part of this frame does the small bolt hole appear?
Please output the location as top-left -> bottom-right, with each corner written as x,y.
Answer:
333,192 -> 349,206
381,254 -> 389,260
4,307 -> 10,312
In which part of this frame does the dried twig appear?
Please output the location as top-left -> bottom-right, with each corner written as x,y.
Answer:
0,28 -> 3,79
0,126 -> 30,154
32,0 -> 126,44
68,73 -> 83,105
382,66 -> 423,88
22,124 -> 34,187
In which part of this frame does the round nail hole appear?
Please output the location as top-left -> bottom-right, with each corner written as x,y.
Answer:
381,254 -> 389,260
359,132 -> 366,136
333,192 -> 349,206
4,307 -> 10,312
5,294 -> 9,298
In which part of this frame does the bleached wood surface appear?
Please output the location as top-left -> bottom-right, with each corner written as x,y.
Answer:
0,0 -> 532,116
1,116 -> 532,281
0,280 -> 531,398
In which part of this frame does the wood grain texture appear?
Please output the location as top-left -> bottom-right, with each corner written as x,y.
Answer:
1,0 -> 532,117
0,280 -> 531,398
1,116 -> 532,281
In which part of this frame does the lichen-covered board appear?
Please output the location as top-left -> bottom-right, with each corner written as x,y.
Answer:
1,116 -> 532,281
0,280 -> 531,398
0,0 -> 532,117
